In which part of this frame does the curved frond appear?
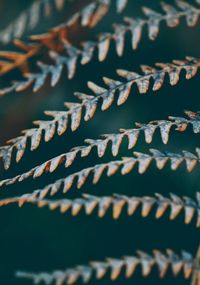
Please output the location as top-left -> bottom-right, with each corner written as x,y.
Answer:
1,192 -> 200,226
1,0 -> 200,90
0,57 -> 199,170
2,148 -> 200,195
1,110 -> 200,181
16,249 -> 196,284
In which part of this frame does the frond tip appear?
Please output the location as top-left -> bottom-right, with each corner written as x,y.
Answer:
1,193 -> 199,226
0,57 -> 200,170
16,249 -> 198,284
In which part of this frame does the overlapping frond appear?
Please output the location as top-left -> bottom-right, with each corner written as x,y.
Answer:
0,1 -> 199,284
1,0 -> 200,92
0,0 -> 128,45
69,0 -> 200,64
0,57 -> 199,170
2,148 -> 200,196
1,192 -> 199,226
1,110 -> 200,182
0,0 -> 70,44
29,0 -> 200,83
16,249 -> 198,285
0,0 -> 128,76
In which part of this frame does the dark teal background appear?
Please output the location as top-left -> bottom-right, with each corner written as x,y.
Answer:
0,1 -> 199,284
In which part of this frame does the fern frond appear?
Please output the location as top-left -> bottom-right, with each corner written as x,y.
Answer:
0,57 -> 199,170
0,0 -> 120,77
1,192 -> 199,226
38,0 -> 200,79
1,0 -> 200,90
16,249 -> 197,284
2,148 -> 200,196
0,0 -> 129,76
1,110 -> 200,182
0,0 -> 128,45
0,40 -> 42,78
0,0 -> 70,44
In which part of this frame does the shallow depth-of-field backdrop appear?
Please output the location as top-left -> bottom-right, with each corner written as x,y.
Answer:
0,0 -> 199,284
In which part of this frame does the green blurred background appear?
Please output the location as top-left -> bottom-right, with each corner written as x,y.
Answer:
0,0 -> 199,284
